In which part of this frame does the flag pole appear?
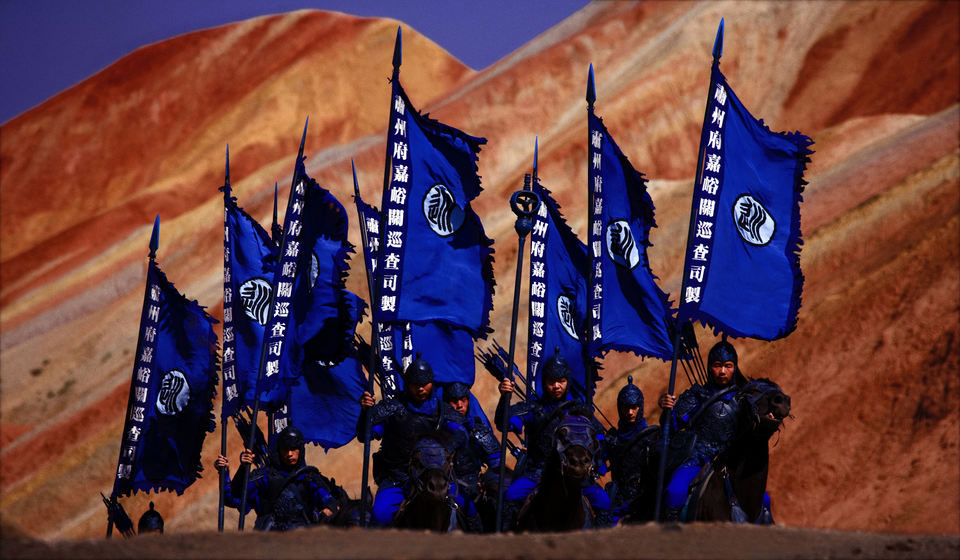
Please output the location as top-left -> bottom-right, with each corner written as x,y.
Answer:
353,159 -> 382,527
217,146 -> 231,533
585,64 -> 597,411
495,173 -> 539,532
653,18 -> 724,523
238,118 -> 309,530
107,216 -> 160,538
525,138 -> 540,402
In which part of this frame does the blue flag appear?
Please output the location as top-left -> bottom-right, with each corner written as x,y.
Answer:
527,180 -> 595,398
405,321 -> 476,386
376,78 -> 495,337
355,194 -> 404,397
587,111 -> 674,360
221,190 -> 278,418
113,259 -> 219,497
677,61 -> 813,340
293,172 -> 354,365
281,292 -> 368,450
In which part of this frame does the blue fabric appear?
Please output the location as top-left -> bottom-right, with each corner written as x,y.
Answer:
222,192 -> 279,418
113,260 -> 219,496
587,111 -> 674,360
293,176 -> 354,365
505,473 -> 539,502
288,292 -> 368,450
582,484 -> 612,511
376,78 -> 494,337
665,462 -> 702,509
678,61 -> 813,340
372,486 -> 406,526
527,181 -> 593,399
407,321 -> 476,386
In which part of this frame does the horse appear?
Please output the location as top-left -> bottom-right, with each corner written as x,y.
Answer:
689,378 -> 791,523
392,437 -> 464,532
514,412 -> 603,532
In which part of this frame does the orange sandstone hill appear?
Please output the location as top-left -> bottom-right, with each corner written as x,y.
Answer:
1,0 -> 957,539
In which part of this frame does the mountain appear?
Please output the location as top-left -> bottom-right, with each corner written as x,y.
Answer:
1,1 -> 957,538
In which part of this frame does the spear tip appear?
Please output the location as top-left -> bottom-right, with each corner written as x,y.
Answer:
586,63 -> 596,106
149,215 -> 160,258
351,159 -> 360,195
713,18 -> 724,60
533,137 -> 539,179
392,26 -> 402,73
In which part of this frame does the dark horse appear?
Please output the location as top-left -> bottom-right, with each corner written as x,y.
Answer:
618,379 -> 791,524
392,437 -> 462,532
515,412 -> 602,532
690,378 -> 791,523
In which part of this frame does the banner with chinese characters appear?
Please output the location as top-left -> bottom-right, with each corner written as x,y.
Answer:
677,61 -> 813,340
527,179 -> 593,399
376,77 -> 494,337
113,259 -> 218,497
586,110 -> 674,360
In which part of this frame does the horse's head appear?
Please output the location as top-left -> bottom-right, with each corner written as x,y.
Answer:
409,438 -> 453,502
552,414 -> 599,481
738,379 -> 791,437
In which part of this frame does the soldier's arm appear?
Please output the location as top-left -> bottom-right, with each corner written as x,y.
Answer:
472,420 -> 502,469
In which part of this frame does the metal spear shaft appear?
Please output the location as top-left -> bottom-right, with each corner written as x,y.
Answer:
495,174 -> 540,532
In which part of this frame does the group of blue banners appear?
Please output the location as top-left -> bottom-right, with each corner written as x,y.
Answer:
110,21 -> 811,505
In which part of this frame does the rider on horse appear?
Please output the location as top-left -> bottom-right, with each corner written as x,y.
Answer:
358,355 -> 480,528
658,340 -> 757,522
605,376 -> 659,513
441,381 -> 501,506
496,350 -> 612,529
215,425 -> 340,531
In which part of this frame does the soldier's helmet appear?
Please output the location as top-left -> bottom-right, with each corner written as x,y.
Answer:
404,352 -> 434,386
442,381 -> 470,401
542,347 -> 571,381
137,502 -> 164,534
707,340 -> 738,366
617,375 -> 644,412
276,425 -> 305,452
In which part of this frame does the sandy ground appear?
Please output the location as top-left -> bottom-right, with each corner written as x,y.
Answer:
3,523 -> 959,560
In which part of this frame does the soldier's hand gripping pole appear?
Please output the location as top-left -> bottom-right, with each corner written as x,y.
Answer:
495,174 -> 540,533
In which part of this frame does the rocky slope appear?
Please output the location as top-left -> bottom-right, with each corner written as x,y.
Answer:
1,0 -> 957,539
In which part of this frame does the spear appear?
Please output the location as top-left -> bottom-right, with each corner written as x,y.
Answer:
238,119 -> 309,530
353,159 -> 381,528
585,64 -> 597,411
107,215 -> 160,538
495,172 -> 540,532
653,19 -> 724,523
271,182 -> 282,243
218,146 -> 230,533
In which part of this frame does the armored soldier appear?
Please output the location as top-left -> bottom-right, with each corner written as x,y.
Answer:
496,350 -> 611,529
657,340 -> 749,521
215,425 -> 339,531
605,376 -> 659,510
441,381 -> 501,504
358,355 -> 477,527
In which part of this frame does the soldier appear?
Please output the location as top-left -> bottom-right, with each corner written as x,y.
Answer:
358,355 -> 478,528
136,502 -> 164,535
605,376 -> 660,513
496,350 -> 611,529
441,381 -> 501,505
657,340 -> 753,521
215,425 -> 339,531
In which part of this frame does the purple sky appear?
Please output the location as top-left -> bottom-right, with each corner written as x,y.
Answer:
0,0 -> 591,124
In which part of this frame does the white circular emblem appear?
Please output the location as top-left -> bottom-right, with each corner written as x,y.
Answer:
156,370 -> 190,416
239,277 -> 272,325
605,220 -> 640,269
556,294 -> 579,341
733,194 -> 776,246
422,183 -> 464,237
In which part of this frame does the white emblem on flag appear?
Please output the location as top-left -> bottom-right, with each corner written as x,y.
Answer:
422,183 -> 464,237
156,369 -> 190,416
310,251 -> 319,289
557,294 -> 579,341
733,194 -> 775,246
605,220 -> 640,269
239,278 -> 272,325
